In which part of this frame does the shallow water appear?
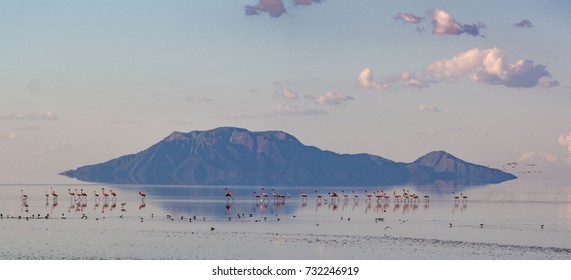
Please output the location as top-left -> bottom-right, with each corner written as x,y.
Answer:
1,180 -> 571,258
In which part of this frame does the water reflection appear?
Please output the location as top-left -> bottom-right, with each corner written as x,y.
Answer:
1,182 -> 570,232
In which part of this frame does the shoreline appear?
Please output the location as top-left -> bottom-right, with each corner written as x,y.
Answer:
2,218 -> 570,260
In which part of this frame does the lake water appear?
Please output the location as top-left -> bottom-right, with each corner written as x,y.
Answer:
1,180 -> 571,259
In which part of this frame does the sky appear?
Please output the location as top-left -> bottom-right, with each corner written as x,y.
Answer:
1,0 -> 570,184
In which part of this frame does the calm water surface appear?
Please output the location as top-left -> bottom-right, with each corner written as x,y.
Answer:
2,180 -> 571,248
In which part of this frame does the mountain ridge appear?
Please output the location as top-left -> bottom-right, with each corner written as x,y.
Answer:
61,127 -> 516,186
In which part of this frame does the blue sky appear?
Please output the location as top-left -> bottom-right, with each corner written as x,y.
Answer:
1,0 -> 570,184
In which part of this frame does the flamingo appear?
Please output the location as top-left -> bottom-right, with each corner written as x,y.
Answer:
44,190 -> 49,201
101,188 -> 109,200
20,189 -> 28,201
329,191 -> 339,202
139,191 -> 146,201
300,192 -> 308,201
253,192 -> 261,202
364,190 -> 372,201
402,189 -> 410,202
411,193 -> 419,202
341,190 -> 349,201
460,193 -> 468,203
81,189 -> 88,200
93,190 -> 100,201
225,188 -> 234,202
50,187 -> 58,200
67,188 -> 75,200
352,190 -> 359,201
453,193 -> 460,203
261,188 -> 269,202
383,192 -> 391,202
374,191 -> 383,203
423,194 -> 430,203
315,190 -> 323,201
110,189 -> 117,200
393,190 -> 401,202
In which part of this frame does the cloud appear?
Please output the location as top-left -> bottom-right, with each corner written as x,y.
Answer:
293,0 -> 322,5
425,47 -> 558,88
559,131 -> 571,159
245,0 -> 286,18
359,68 -> 428,91
311,92 -> 354,105
0,111 -> 58,121
358,67 -> 389,91
417,104 -> 441,112
398,71 -> 429,88
185,96 -> 213,102
518,152 -> 558,163
395,12 -> 424,24
275,103 -> 327,115
514,19 -> 534,28
428,8 -> 485,36
282,88 -> 299,99
0,132 -> 17,140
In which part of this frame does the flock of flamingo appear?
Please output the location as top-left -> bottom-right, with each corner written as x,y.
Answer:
19,187 -> 468,206
227,187 -> 468,205
18,187 -> 147,204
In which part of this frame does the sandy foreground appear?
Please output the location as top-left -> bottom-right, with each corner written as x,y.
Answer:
1,216 -> 570,260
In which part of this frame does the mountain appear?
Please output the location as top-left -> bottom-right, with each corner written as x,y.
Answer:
60,127 -> 516,186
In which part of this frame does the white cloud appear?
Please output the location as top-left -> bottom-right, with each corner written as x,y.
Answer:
282,88 -> 299,99
559,131 -> 571,161
185,96 -> 213,102
417,104 -> 441,112
358,67 -> 389,91
426,48 -> 558,88
518,152 -> 558,163
245,0 -> 286,18
399,71 -> 429,88
429,8 -> 484,36
395,13 -> 424,24
312,92 -> 354,105
275,103 -> 327,115
0,111 -> 58,121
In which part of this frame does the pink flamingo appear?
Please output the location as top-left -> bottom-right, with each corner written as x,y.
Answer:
93,190 -> 100,201
315,190 -> 323,201
423,194 -> 430,202
300,192 -> 308,201
341,190 -> 349,201
254,192 -> 261,202
460,193 -> 468,203
374,191 -> 383,202
364,190 -> 373,201
261,188 -> 269,202
453,193 -> 460,203
110,189 -> 117,200
382,191 -> 391,202
20,189 -> 28,201
68,189 -> 75,201
139,191 -> 146,201
81,189 -> 88,200
225,188 -> 234,202
51,187 -> 58,200
393,190 -> 401,202
101,188 -> 109,200
402,189 -> 410,202
352,190 -> 359,201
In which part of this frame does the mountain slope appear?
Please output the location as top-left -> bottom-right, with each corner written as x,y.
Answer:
61,127 -> 516,186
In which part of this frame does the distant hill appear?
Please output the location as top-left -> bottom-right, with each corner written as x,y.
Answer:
61,127 -> 516,186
